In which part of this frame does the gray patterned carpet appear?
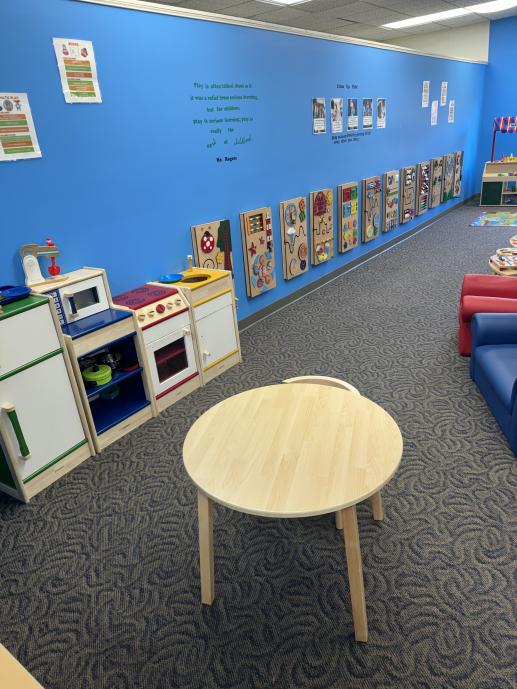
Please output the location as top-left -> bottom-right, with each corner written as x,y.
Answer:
1,204 -> 516,689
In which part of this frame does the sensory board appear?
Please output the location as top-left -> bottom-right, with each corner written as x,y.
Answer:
279,196 -> 309,280
429,157 -> 443,208
362,176 -> 382,242
310,188 -> 334,264
240,207 -> 276,298
191,219 -> 233,273
453,150 -> 463,198
416,161 -> 430,216
400,166 -> 416,224
383,170 -> 399,232
337,182 -> 359,252
442,153 -> 455,201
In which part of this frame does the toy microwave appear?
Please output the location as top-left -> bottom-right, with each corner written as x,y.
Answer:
29,268 -> 112,326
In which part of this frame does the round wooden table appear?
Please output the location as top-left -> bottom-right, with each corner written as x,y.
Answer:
183,383 -> 403,642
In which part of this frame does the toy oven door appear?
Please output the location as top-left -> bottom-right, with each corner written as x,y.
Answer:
58,275 -> 109,323
145,325 -> 197,398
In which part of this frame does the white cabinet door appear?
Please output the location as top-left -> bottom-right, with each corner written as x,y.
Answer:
195,304 -> 238,371
0,303 -> 60,379
0,353 -> 86,483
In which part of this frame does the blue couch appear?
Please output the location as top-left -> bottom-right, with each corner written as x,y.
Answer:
470,312 -> 517,455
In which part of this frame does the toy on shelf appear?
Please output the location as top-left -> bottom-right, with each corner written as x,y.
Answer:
416,161 -> 431,216
191,219 -> 233,273
382,171 -> 399,232
279,197 -> 309,280
338,182 -> 359,251
400,166 -> 416,224
19,238 -> 68,287
362,176 -> 381,242
310,189 -> 334,264
453,151 -> 463,198
429,157 -> 443,208
240,207 -> 276,298
442,153 -> 455,201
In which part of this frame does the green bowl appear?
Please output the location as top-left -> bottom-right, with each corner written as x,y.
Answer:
82,364 -> 112,387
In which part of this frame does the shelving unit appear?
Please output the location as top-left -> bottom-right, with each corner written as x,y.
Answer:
480,160 -> 517,206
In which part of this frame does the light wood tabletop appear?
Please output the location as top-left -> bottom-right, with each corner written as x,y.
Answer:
183,383 -> 403,642
183,383 -> 403,518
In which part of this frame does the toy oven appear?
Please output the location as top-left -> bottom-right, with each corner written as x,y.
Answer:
49,274 -> 110,326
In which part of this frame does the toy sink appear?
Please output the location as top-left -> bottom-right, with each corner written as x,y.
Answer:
174,268 -> 227,289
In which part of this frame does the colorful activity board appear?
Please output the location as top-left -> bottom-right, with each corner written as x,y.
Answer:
400,166 -> 416,224
416,161 -> 431,216
442,153 -> 455,201
338,182 -> 359,252
310,189 -> 334,264
192,219 -> 233,272
279,197 -> 309,280
453,150 -> 463,198
429,157 -> 443,208
240,207 -> 276,297
362,176 -> 382,242
383,170 -> 399,232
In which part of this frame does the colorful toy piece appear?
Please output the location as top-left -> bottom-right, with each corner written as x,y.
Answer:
19,238 -> 65,287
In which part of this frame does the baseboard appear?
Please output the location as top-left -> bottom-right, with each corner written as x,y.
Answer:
239,195 -> 477,331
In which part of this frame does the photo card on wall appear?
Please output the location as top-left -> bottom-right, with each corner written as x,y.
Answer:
312,98 -> 326,134
310,189 -> 334,264
400,166 -> 416,224
191,219 -> 233,273
362,176 -> 382,242
240,207 -> 276,298
383,170 -> 399,232
279,196 -> 309,280
429,157 -> 443,208
338,182 -> 359,252
416,161 -> 431,216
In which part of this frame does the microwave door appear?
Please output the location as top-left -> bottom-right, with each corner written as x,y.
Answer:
59,275 -> 109,322
146,328 -> 197,396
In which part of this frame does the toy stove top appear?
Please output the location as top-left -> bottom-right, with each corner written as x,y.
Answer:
112,284 -> 188,330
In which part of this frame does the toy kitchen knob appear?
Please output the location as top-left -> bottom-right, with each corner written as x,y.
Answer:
166,302 -> 173,310
148,310 -> 155,317
174,298 -> 182,306
138,314 -> 146,321
156,303 -> 165,314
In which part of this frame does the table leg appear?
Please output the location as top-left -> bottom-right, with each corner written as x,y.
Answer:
341,505 -> 368,642
198,490 -> 214,605
335,511 -> 343,529
370,491 -> 384,521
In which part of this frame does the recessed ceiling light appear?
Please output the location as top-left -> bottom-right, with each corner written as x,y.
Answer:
382,8 -> 471,29
467,0 -> 517,12
257,0 -> 312,5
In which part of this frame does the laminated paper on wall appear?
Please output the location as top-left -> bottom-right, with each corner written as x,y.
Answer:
0,93 -> 41,162
53,38 -> 102,103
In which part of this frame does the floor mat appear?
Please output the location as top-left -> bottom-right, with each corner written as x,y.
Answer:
470,211 -> 517,226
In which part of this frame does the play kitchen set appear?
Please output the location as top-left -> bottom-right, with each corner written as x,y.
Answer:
0,286 -> 93,503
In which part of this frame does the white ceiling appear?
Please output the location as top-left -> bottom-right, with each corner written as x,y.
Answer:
138,0 -> 517,41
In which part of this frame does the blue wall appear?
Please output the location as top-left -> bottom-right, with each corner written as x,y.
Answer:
1,0 -> 485,319
480,16 -> 517,165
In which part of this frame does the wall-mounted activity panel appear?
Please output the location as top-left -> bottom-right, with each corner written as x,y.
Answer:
383,170 -> 399,232
429,157 -> 444,208
416,161 -> 431,216
310,189 -> 334,264
453,151 -> 463,198
400,166 -> 416,224
338,182 -> 359,252
240,208 -> 276,298
279,197 -> 309,280
192,219 -> 233,273
362,176 -> 382,242
442,153 -> 455,201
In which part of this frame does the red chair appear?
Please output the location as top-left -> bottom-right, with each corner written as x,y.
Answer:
458,274 -> 517,355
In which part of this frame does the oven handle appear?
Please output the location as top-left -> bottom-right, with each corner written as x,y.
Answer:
63,292 -> 78,315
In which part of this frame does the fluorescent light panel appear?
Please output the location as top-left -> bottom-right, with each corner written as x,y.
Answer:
382,0 -> 517,29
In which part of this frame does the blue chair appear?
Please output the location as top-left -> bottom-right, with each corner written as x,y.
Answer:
470,312 -> 517,455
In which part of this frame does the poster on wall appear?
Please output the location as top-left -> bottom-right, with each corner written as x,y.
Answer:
448,100 -> 455,124
347,98 -> 358,130
53,38 -> 102,103
362,98 -> 373,129
0,93 -> 41,162
440,81 -> 448,106
312,98 -> 326,134
377,98 -> 386,129
431,100 -> 438,126
422,80 -> 430,107
331,98 -> 343,133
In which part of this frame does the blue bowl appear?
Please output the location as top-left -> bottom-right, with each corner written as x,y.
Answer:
159,273 -> 183,283
0,285 -> 31,305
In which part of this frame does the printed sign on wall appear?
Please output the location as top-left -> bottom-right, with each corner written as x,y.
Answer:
0,93 -> 41,162
53,38 -> 102,103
